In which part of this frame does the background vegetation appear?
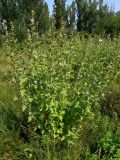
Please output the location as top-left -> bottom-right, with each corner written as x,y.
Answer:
0,0 -> 120,40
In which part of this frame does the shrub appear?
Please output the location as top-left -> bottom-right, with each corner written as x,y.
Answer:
10,32 -> 120,145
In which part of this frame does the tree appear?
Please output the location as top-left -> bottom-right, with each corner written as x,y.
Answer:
0,0 -> 50,39
69,1 -> 76,31
76,0 -> 100,32
96,2 -> 109,34
0,0 -> 18,23
76,0 -> 83,31
53,0 -> 67,30
17,0 -> 50,34
87,0 -> 98,32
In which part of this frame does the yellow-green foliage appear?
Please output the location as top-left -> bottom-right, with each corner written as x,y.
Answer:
11,32 -> 120,141
0,32 -> 120,160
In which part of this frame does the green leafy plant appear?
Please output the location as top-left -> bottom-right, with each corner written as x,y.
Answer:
10,32 -> 120,145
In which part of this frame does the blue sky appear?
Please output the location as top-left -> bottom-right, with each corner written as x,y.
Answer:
46,0 -> 120,14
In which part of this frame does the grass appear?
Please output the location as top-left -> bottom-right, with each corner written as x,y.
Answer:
0,55 -> 20,160
0,55 -> 10,100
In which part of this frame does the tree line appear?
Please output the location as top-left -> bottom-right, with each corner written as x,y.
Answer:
0,0 -> 120,40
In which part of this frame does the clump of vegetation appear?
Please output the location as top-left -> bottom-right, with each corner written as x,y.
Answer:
101,83 -> 120,119
0,31 -> 118,159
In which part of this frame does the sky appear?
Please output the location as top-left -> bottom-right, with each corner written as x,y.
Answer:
46,0 -> 120,14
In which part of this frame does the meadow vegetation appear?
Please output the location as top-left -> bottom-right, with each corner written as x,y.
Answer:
0,30 -> 120,160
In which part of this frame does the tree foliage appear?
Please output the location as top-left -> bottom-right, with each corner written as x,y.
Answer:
0,0 -> 120,39
0,0 -> 50,38
53,0 -> 67,30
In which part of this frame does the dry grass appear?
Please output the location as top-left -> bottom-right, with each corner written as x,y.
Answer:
0,56 -> 9,74
0,55 -> 12,108
1,153 -> 14,160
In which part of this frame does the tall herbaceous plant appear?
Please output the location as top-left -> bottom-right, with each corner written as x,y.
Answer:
10,30 -> 120,144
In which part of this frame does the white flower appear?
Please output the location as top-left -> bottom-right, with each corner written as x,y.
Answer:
99,39 -> 102,42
